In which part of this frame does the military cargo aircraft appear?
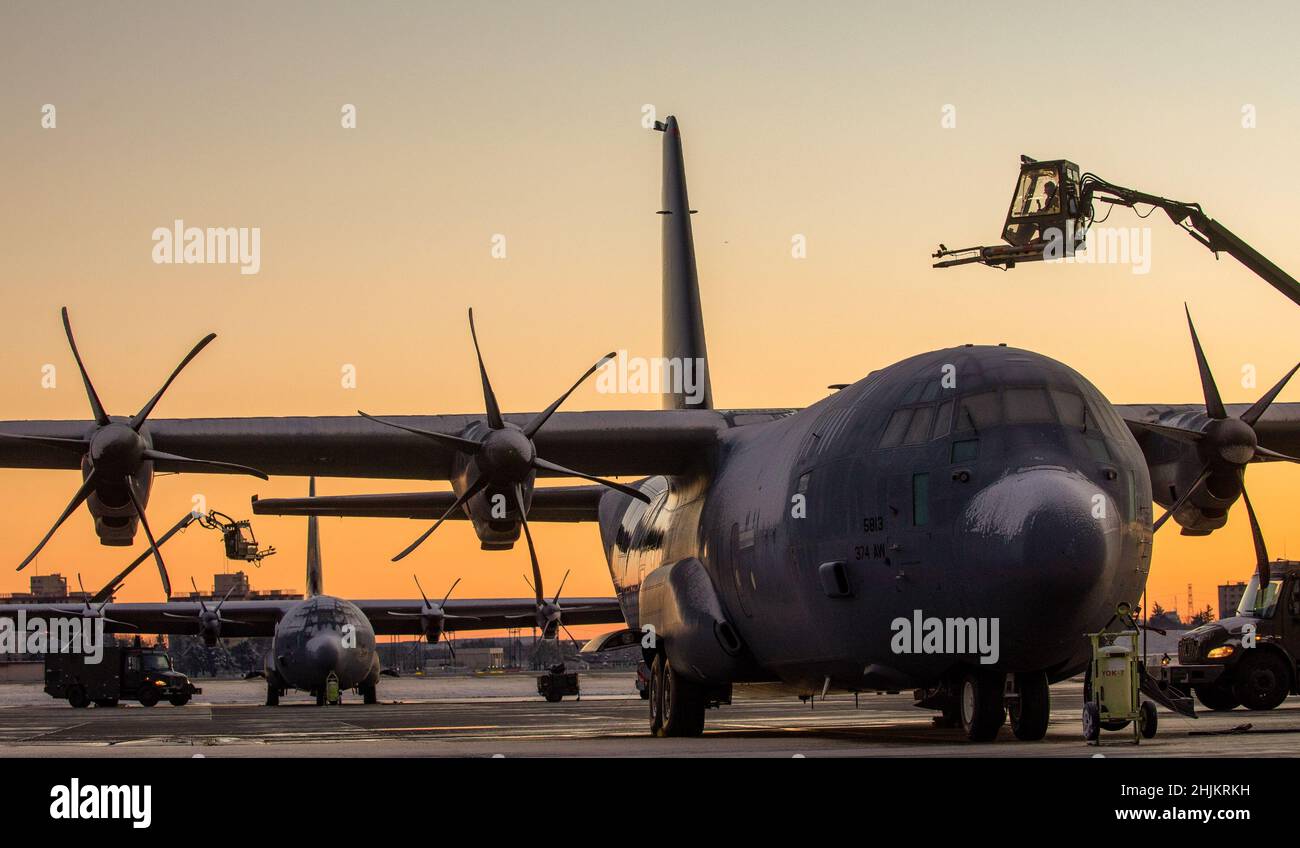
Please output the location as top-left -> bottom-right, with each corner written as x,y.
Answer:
4,116 -> 1300,738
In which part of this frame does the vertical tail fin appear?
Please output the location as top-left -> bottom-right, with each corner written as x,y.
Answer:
305,477 -> 323,597
656,115 -> 713,410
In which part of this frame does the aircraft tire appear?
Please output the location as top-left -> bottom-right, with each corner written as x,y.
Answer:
648,654 -> 665,736
959,669 -> 1005,742
1233,651 -> 1291,711
659,656 -> 706,737
361,684 -> 378,705
265,683 -> 279,707
1193,682 -> 1239,711
1009,671 -> 1050,741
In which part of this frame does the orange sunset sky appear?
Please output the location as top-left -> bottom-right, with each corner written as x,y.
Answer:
2,2 -> 1299,634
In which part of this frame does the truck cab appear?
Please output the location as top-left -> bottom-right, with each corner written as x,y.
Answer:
1161,561 -> 1300,712
45,644 -> 201,708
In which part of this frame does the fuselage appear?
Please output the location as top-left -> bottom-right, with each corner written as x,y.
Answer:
599,344 -> 1152,692
267,594 -> 379,693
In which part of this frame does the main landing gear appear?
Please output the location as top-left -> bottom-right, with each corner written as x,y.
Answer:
647,653 -> 709,737
923,669 -> 1052,742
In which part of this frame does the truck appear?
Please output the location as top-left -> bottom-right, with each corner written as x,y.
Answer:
45,644 -> 201,708
1159,561 -> 1300,712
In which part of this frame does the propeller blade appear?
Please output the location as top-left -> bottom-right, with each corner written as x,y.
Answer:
413,574 -> 432,608
124,476 -> 171,598
523,352 -> 617,438
17,470 -> 97,571
553,568 -> 570,605
162,612 -> 192,619
61,308 -> 110,427
130,333 -> 217,430
190,577 -> 209,612
357,412 -> 482,453
1240,362 -> 1300,427
559,622 -> 580,646
0,433 -> 89,453
101,617 -> 137,629
532,457 -> 651,503
440,577 -> 461,607
1253,446 -> 1300,464
141,449 -> 268,480
387,611 -> 425,618
392,476 -> 489,562
1153,465 -> 1211,533
214,580 -> 239,612
514,485 -> 544,605
467,309 -> 504,429
1184,305 -> 1227,420
442,613 -> 480,622
1240,484 -> 1271,588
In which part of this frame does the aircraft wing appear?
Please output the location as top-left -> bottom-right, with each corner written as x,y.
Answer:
0,597 -> 626,638
252,484 -> 604,521
0,600 -> 292,638
355,597 -> 626,635
1115,401 -> 1300,456
0,410 -> 794,480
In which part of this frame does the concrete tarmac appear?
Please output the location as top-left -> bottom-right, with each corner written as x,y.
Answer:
1,673 -> 1297,757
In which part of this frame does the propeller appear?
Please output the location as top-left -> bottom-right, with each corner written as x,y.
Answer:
1146,306 -> 1300,534
162,576 -> 246,645
53,574 -> 137,630
358,308 -> 649,561
505,484 -> 593,643
1240,486 -> 1272,590
3,308 -> 268,579
388,575 -> 478,644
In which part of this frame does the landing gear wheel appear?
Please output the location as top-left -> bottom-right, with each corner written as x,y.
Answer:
138,688 -> 160,707
361,684 -> 378,705
93,697 -> 118,708
659,656 -> 706,738
168,693 -> 191,707
265,683 -> 279,707
1009,671 -> 1050,741
648,654 -> 665,736
959,669 -> 1006,742
1139,701 -> 1158,739
1193,683 -> 1239,711
67,686 -> 89,709
1233,652 -> 1291,711
1082,701 -> 1100,742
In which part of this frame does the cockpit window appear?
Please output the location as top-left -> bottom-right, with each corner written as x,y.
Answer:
955,392 -> 1001,432
934,400 -> 954,439
1003,388 -> 1055,423
879,408 -> 913,448
1051,390 -> 1086,430
903,405 -> 934,445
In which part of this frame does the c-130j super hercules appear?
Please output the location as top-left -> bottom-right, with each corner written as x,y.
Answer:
6,117 -> 1300,740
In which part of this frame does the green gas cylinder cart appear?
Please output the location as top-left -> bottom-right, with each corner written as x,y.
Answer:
1083,603 -> 1158,745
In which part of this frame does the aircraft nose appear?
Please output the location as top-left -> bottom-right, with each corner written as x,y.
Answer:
956,467 -> 1121,664
305,633 -> 342,675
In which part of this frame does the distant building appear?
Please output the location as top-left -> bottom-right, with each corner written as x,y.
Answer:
30,573 -> 68,598
0,573 -> 93,604
453,646 -> 506,670
1219,582 -> 1248,620
170,571 -> 301,603
214,571 -> 251,599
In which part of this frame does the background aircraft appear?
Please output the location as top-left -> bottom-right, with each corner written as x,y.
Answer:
0,480 -> 622,705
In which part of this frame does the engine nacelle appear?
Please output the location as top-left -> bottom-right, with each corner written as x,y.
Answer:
83,457 -> 152,546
